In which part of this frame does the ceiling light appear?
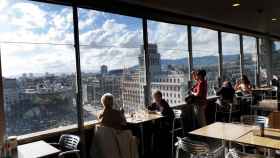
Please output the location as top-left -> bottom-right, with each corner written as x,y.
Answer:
272,18 -> 277,21
232,0 -> 240,7
232,3 -> 240,7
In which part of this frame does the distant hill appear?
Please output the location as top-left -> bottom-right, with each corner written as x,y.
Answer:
161,54 -> 240,66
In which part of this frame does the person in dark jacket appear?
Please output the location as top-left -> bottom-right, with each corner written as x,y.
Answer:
216,81 -> 235,103
148,90 -> 174,158
148,90 -> 175,128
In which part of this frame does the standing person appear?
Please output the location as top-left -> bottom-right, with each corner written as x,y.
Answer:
98,93 -> 126,130
191,69 -> 208,127
185,70 -> 199,103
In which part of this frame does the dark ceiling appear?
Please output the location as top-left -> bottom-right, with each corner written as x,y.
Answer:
123,0 -> 280,38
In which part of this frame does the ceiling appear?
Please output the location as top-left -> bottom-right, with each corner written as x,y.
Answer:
121,0 -> 280,39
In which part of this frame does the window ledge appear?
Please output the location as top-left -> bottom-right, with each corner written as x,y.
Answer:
17,120 -> 98,145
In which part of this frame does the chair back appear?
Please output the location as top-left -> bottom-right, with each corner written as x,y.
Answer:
58,134 -> 80,150
268,111 -> 280,129
240,115 -> 269,127
173,109 -> 182,119
176,137 -> 209,155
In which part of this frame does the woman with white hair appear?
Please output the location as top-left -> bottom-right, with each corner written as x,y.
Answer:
98,93 -> 127,129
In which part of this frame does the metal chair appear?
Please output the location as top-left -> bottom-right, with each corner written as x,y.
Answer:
215,97 -> 240,122
175,137 -> 224,158
240,115 -> 269,127
171,109 -> 183,158
226,148 -> 266,158
50,134 -> 80,158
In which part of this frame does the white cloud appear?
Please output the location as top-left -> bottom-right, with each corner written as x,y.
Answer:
8,2 -> 47,29
0,0 -> 8,11
0,0 -> 257,77
78,9 -> 98,30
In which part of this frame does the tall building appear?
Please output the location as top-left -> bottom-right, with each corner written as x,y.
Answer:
101,65 -> 108,75
139,44 -> 161,80
123,44 -> 189,107
3,78 -> 18,112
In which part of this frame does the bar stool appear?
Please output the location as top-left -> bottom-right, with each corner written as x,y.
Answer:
171,109 -> 183,158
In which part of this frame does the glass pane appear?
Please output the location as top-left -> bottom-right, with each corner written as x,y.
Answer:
259,38 -> 270,85
192,26 -> 219,96
1,1 -> 77,136
272,41 -> 280,77
148,20 -> 189,107
222,32 -> 241,84
243,36 -> 257,86
79,9 -> 144,121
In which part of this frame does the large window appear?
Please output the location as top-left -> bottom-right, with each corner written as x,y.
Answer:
192,26 -> 219,96
79,9 -> 144,121
222,33 -> 241,84
147,20 -> 189,107
272,41 -> 280,77
259,38 -> 272,85
243,36 -> 257,86
0,1 -> 77,136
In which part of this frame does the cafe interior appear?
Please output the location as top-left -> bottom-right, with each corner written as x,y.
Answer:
0,0 -> 280,157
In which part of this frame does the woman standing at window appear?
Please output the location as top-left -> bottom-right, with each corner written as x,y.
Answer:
191,69 -> 208,127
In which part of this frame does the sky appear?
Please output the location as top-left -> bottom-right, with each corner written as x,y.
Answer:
0,0 -> 257,77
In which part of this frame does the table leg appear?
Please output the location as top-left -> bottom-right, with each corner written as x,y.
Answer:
140,123 -> 145,157
222,140 -> 228,156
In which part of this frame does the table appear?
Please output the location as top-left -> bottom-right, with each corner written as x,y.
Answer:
126,113 -> 163,124
189,122 -> 255,154
252,87 -> 273,92
252,99 -> 278,115
17,140 -> 60,158
189,122 -> 254,141
126,113 -> 164,157
207,95 -> 220,100
236,128 -> 280,150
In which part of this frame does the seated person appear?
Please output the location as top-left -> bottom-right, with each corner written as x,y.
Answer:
98,93 -> 126,130
148,90 -> 174,129
271,75 -> 279,87
216,81 -> 235,103
148,91 -> 174,157
234,75 -> 252,95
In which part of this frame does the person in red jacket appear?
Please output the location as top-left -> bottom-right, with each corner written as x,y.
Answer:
191,69 -> 208,127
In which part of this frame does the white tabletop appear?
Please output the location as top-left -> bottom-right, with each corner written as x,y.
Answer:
126,113 -> 163,124
18,140 -> 60,158
189,122 -> 254,141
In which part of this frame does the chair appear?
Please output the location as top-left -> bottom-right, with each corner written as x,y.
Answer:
226,148 -> 266,158
240,115 -> 269,155
215,97 -> 240,122
175,137 -> 224,158
50,134 -> 80,158
268,111 -> 280,129
240,115 -> 269,127
171,109 -> 183,158
271,86 -> 278,99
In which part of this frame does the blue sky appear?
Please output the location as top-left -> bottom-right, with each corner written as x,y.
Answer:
0,0 -> 257,77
